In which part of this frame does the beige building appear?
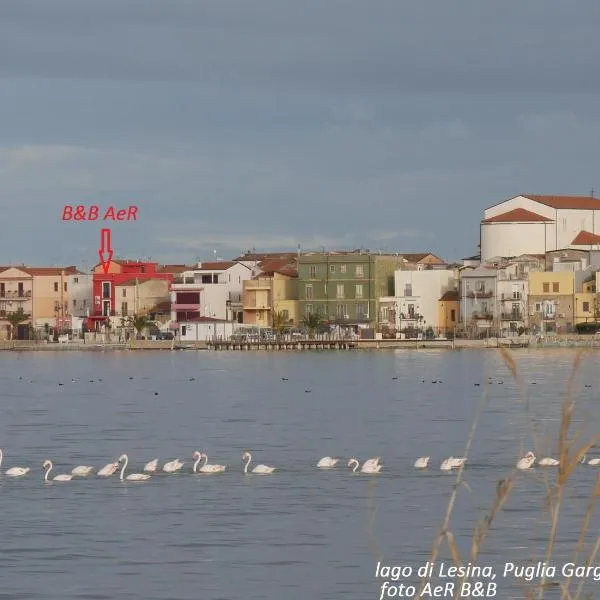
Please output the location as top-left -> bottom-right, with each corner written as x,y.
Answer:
114,278 -> 171,322
528,271 -> 575,332
0,267 -> 34,339
243,259 -> 298,327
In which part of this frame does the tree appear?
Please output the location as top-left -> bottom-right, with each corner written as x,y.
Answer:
129,314 -> 153,339
272,310 -> 288,335
594,295 -> 600,323
301,311 -> 324,338
6,308 -> 29,340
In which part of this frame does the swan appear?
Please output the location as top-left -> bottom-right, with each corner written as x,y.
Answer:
163,458 -> 185,473
414,456 -> 430,469
71,465 -> 94,476
347,457 -> 383,474
516,452 -> 536,470
587,457 -> 600,466
440,456 -> 467,471
317,456 -> 339,468
143,458 -> 159,473
0,449 -> 30,477
242,451 -> 275,474
118,454 -> 151,481
42,460 -> 72,482
192,451 -> 227,473
97,461 -> 119,476
539,457 -> 560,466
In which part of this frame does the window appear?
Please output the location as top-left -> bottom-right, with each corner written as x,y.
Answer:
83,299 -> 87,307
535,303 -> 541,311
324,284 -> 327,295
121,302 -> 128,316
102,282 -> 111,299
407,304 -> 415,318
181,326 -> 187,336
583,301 -> 590,312
336,303 -> 347,319
330,264 -> 335,273
355,284 -> 363,299
74,277 -> 79,284
336,284 -> 344,299
309,265 -> 317,278
64,282 -> 67,292
450,309 -> 456,322
553,282 -> 559,293
102,300 -> 111,316
404,283 -> 412,297
18,282 -> 24,296
201,275 -> 211,283
281,309 -> 289,320
72,299 -> 77,308
0,283 -> 4,297
356,303 -> 367,318
54,282 -> 59,292
340,264 -> 347,273
305,303 -> 314,315
122,288 -> 127,297
562,218 -> 567,232
381,306 -> 389,321
355,265 -> 364,278
305,284 -> 313,300
543,282 -> 550,293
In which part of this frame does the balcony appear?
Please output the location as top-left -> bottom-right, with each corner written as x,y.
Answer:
171,282 -> 203,291
472,311 -> 494,320
466,290 -> 493,299
501,312 -> 523,321
399,312 -> 422,320
0,290 -> 32,299
500,293 -> 521,301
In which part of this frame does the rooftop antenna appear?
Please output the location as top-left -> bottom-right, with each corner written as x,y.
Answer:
591,188 -> 595,198
213,249 -> 217,260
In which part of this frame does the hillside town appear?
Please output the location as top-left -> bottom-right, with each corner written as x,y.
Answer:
3,193 -> 600,342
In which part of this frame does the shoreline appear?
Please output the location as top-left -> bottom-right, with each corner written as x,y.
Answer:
2,336 -> 600,351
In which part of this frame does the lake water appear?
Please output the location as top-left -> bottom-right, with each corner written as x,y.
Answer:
1,349 -> 599,599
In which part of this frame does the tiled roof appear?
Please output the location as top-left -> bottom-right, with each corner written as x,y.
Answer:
158,264 -> 194,273
258,259 -> 298,277
571,230 -> 600,245
525,195 -> 600,210
483,208 -> 553,223
234,252 -> 298,261
439,290 -> 459,301
196,261 -> 236,271
21,266 -> 79,276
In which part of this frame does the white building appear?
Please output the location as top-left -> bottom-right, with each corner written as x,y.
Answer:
394,269 -> 456,336
177,317 -> 234,342
480,194 -> 600,261
460,266 -> 498,331
170,261 -> 254,323
67,272 -> 93,318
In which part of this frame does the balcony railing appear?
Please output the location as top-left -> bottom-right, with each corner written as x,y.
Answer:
501,312 -> 523,320
466,291 -> 493,299
500,293 -> 521,301
0,290 -> 32,299
472,311 -> 494,320
399,313 -> 422,320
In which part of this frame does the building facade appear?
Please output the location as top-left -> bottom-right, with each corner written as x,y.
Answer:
528,271 -> 575,333
459,266 -> 498,334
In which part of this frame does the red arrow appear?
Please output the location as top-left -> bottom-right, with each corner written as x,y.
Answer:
98,228 -> 113,274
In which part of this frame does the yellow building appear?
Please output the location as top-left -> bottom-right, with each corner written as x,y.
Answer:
528,271 -> 575,332
243,260 -> 298,327
114,278 -> 171,322
574,292 -> 597,324
438,290 -> 459,334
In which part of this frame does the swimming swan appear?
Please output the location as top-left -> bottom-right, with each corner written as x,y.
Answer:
192,451 -> 227,473
440,457 -> 467,471
143,458 -> 159,473
118,454 -> 151,481
538,457 -> 560,466
0,449 -> 30,477
317,456 -> 339,468
163,459 -> 185,473
414,456 -> 430,469
347,457 -> 382,473
42,460 -> 72,481
97,461 -> 119,476
71,465 -> 94,476
242,451 -> 275,474
516,452 -> 536,470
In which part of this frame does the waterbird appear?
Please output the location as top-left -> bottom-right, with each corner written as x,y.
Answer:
413,456 -> 430,469
538,457 -> 560,466
347,457 -> 382,474
242,451 -> 276,474
143,459 -> 159,473
0,449 -> 30,477
42,460 -> 72,482
316,456 -> 339,468
163,458 -> 185,473
97,461 -> 119,476
192,451 -> 227,473
71,465 -> 95,476
516,452 -> 536,470
118,454 -> 151,481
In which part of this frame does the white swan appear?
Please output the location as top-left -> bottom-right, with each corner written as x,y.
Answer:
347,457 -> 383,474
539,457 -> 560,466
42,460 -> 72,481
71,465 -> 94,476
163,458 -> 185,473
516,451 -> 536,470
97,461 -> 119,476
587,456 -> 600,466
192,451 -> 227,473
143,458 -> 159,473
0,448 -> 30,477
118,454 -> 151,481
414,456 -> 430,469
317,456 -> 339,468
242,451 -> 275,474
440,456 -> 467,471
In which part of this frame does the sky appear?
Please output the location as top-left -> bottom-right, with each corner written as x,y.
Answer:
1,0 -> 600,269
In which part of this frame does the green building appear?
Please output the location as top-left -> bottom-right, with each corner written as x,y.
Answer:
297,251 -> 410,330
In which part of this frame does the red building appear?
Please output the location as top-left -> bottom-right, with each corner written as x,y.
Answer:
88,260 -> 186,329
